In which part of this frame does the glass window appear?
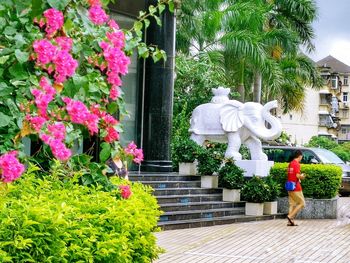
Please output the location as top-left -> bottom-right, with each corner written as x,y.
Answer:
301,151 -> 318,164
110,14 -> 139,145
331,76 -> 337,88
342,109 -> 349,118
342,128 -> 347,134
343,92 -> 348,102
344,76 -> 348,86
311,148 -> 344,164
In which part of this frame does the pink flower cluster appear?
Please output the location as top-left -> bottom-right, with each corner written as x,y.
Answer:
0,151 -> 25,183
26,115 -> 47,132
63,98 -> 100,135
32,38 -> 78,83
119,185 -> 132,199
89,4 -> 109,25
40,122 -> 71,161
43,8 -> 64,37
31,77 -> 56,118
125,141 -> 144,164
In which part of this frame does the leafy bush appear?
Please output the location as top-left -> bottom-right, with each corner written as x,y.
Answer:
264,175 -> 281,201
0,165 -> 162,262
197,146 -> 223,175
269,163 -> 342,199
218,159 -> 245,189
172,137 -> 202,165
241,176 -> 269,203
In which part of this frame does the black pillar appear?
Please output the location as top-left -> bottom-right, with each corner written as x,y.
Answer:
141,1 -> 175,172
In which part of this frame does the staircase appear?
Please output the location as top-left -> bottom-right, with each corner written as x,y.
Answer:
129,172 -> 285,230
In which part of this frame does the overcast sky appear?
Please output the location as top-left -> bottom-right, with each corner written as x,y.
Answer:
307,0 -> 350,65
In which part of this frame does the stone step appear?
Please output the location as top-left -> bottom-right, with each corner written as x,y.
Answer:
159,207 -> 245,222
154,187 -> 222,196
156,194 -> 223,204
160,201 -> 245,212
158,214 -> 287,230
133,180 -> 201,189
129,174 -> 200,182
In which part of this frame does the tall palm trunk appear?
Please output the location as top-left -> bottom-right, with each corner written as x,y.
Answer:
253,71 -> 262,103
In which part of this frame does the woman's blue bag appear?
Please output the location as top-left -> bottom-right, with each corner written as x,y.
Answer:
285,181 -> 296,191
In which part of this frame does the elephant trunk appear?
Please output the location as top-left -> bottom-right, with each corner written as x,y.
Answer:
250,100 -> 282,140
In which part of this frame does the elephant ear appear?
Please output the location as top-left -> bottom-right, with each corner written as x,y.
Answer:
219,102 -> 244,132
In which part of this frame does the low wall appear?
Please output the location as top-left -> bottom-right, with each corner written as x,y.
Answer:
277,196 -> 338,219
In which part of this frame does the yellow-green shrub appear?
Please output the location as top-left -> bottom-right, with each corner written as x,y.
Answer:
269,163 -> 342,199
0,165 -> 162,262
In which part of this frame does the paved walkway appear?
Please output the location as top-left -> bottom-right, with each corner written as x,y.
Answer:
155,198 -> 350,263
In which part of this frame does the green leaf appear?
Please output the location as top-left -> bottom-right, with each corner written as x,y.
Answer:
3,26 -> 16,35
154,16 -> 162,26
15,49 -> 29,64
143,18 -> 150,29
0,112 -> 11,127
168,1 -> 175,12
9,63 -> 28,80
99,143 -> 111,162
31,0 -> 43,19
138,46 -> 149,58
0,17 -> 6,30
158,4 -> 165,14
134,21 -> 143,33
0,56 -> 10,64
107,102 -> 118,114
0,82 -> 13,96
47,0 -> 70,10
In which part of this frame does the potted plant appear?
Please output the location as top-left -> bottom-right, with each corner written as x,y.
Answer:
218,159 -> 245,202
197,146 -> 222,188
241,176 -> 269,216
173,138 -> 201,175
263,175 -> 281,215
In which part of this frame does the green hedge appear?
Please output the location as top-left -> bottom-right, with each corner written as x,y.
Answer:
0,166 -> 162,262
269,163 -> 342,199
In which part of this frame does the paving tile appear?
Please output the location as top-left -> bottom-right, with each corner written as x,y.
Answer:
155,218 -> 350,263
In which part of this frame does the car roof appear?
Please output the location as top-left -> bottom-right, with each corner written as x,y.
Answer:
262,145 -> 320,151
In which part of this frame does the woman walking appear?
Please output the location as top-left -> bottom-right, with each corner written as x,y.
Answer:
286,150 -> 306,226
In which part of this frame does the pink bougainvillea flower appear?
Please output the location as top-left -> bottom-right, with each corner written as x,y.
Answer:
106,31 -> 125,49
47,122 -> 66,141
109,85 -> 121,100
104,126 -> 119,143
32,39 -> 57,64
63,98 -> 100,135
88,4 -> 109,25
108,19 -> 120,30
26,115 -> 47,132
133,148 -> 144,164
0,151 -> 25,183
52,50 -> 78,83
55,36 -> 73,51
119,185 -> 132,199
31,77 -> 56,117
43,8 -> 64,36
49,139 -> 72,161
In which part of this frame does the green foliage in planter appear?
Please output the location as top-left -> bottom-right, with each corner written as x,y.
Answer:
269,162 -> 342,199
0,164 -> 162,262
264,175 -> 281,201
196,145 -> 223,176
218,159 -> 245,189
241,176 -> 269,203
172,137 -> 202,165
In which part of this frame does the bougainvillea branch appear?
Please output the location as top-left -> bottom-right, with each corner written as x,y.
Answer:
0,0 -> 174,183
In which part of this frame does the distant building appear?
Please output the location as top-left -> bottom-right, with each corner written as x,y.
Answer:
279,55 -> 350,145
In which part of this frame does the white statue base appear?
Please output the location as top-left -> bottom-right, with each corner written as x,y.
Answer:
235,160 -> 274,177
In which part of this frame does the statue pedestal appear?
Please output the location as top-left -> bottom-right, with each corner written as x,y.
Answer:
235,160 -> 274,177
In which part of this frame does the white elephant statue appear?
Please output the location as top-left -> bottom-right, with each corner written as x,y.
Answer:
189,87 -> 282,160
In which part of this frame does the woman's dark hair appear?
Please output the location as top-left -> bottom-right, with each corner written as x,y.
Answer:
293,150 -> 303,159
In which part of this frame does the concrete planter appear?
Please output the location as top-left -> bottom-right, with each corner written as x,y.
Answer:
263,201 -> 278,215
245,202 -> 264,216
179,162 -> 197,175
277,196 -> 339,219
201,175 -> 218,188
223,189 -> 240,202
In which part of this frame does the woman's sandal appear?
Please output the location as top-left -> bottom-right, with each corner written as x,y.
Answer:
287,216 -> 298,226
